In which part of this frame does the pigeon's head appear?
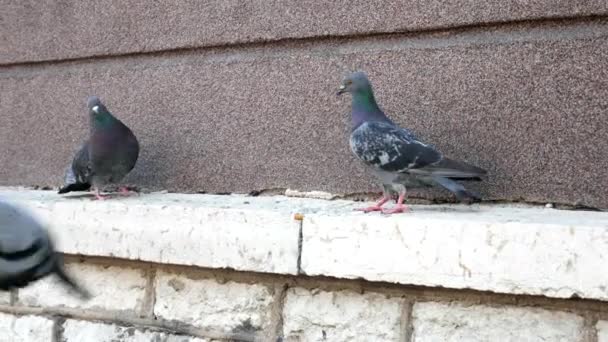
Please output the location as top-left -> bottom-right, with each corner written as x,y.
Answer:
87,96 -> 109,117
337,71 -> 372,96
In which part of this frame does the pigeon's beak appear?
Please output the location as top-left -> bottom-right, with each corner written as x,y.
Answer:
336,84 -> 346,96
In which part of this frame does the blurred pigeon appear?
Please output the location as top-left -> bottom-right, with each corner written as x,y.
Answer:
59,96 -> 139,200
0,200 -> 90,298
337,71 -> 486,214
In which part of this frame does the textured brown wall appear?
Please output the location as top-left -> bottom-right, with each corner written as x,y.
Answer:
1,2 -> 608,208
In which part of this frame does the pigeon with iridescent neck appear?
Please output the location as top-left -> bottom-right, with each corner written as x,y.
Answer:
58,96 -> 139,200
337,71 -> 486,214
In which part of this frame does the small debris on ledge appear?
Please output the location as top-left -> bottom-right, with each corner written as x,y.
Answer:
285,189 -> 337,200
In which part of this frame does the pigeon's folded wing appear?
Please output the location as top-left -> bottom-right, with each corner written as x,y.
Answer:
59,142 -> 93,194
350,121 -> 442,172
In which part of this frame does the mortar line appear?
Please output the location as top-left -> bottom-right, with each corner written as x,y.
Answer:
9,289 -> 17,306
268,283 -> 290,342
141,266 -> 157,319
296,218 -> 304,275
583,314 -> 599,342
52,316 -> 67,342
400,300 -> 415,342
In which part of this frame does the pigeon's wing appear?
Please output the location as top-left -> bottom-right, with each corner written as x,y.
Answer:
0,202 -> 54,288
70,142 -> 92,184
59,142 -> 92,194
350,121 -> 442,173
410,157 -> 487,179
0,202 -> 90,297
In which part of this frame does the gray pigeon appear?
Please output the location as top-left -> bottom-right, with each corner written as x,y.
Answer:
0,201 -> 90,298
337,71 -> 486,214
59,96 -> 139,200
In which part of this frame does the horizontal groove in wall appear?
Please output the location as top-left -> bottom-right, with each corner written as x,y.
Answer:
1,15 -> 607,72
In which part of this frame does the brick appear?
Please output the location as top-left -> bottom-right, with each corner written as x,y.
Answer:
282,288 -> 404,342
3,0 -> 607,63
17,262 -> 147,314
301,204 -> 608,301
2,20 -> 608,208
411,302 -> 585,341
3,189 -> 300,275
0,313 -> 54,342
154,270 -> 274,336
598,320 -> 608,342
62,320 -> 210,342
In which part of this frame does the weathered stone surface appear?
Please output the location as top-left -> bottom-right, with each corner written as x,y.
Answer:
2,20 -> 608,208
282,288 -> 404,342
62,320 -> 210,342
301,203 -> 608,301
3,0 -> 607,63
0,292 -> 11,305
598,320 -> 608,342
17,262 -> 147,314
154,270 -> 274,336
411,302 -> 585,341
1,189 -> 300,274
4,188 -> 608,301
0,313 -> 54,342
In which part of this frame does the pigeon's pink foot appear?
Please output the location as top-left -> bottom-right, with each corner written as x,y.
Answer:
93,193 -> 109,200
381,193 -> 410,214
354,197 -> 390,213
382,204 -> 411,214
92,188 -> 109,200
118,186 -> 138,196
355,205 -> 384,213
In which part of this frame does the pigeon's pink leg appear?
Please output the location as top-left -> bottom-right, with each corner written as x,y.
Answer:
382,193 -> 410,214
93,188 -> 109,200
118,186 -> 138,196
354,197 -> 390,213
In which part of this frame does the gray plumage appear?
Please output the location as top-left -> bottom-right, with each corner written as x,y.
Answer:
0,201 -> 90,298
59,96 -> 139,198
338,71 -> 486,212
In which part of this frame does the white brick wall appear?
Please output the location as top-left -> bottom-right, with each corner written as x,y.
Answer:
62,320 -> 210,342
17,263 -> 147,314
154,270 -> 274,335
282,288 -> 404,342
597,320 -> 608,342
0,313 -> 54,342
411,302 -> 585,342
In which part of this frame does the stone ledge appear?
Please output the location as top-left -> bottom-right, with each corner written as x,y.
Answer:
1,188 -> 607,302
1,188 -> 301,275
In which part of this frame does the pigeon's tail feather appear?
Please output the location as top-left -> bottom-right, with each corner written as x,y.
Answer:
420,158 -> 486,179
58,182 -> 91,194
433,176 -> 482,204
54,263 -> 91,299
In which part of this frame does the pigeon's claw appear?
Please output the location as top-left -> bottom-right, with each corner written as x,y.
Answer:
381,193 -> 411,214
354,205 -> 384,213
118,186 -> 139,196
92,188 -> 109,200
354,196 -> 390,213
382,204 -> 411,214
